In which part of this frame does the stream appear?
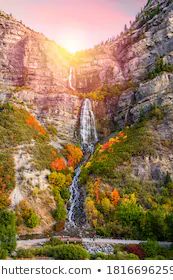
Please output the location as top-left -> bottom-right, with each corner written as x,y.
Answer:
65,98 -> 98,233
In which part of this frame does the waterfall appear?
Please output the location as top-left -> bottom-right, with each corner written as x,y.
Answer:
80,98 -> 98,152
67,98 -> 98,229
69,66 -> 76,91
68,166 -> 83,227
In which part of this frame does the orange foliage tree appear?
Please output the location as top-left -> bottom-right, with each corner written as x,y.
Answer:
111,189 -> 120,206
26,115 -> 46,135
65,144 -> 83,168
50,158 -> 66,171
100,131 -> 127,152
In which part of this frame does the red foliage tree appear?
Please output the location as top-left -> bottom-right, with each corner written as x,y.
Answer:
126,244 -> 145,259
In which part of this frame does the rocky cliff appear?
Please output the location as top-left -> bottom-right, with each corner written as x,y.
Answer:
0,0 -> 173,236
1,0 -> 173,145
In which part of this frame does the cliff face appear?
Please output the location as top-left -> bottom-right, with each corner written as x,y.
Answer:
74,0 -> 173,91
0,0 -> 173,236
0,11 -> 70,92
1,0 -> 173,145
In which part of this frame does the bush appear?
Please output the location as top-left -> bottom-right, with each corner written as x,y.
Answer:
49,172 -> 66,188
16,244 -> 90,260
0,247 -> 8,259
147,57 -> 173,80
65,144 -> 83,168
126,244 -> 145,259
16,200 -> 40,228
0,210 -> 16,253
141,240 -> 161,258
0,193 -> 11,209
0,152 -> 15,193
44,244 -> 90,260
60,187 -> 70,201
25,211 -> 40,228
16,248 -> 34,259
116,251 -> 139,260
44,237 -> 63,247
53,198 -> 67,222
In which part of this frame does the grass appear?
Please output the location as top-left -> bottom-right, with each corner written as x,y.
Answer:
29,140 -> 60,171
0,103 -> 48,149
81,120 -> 154,180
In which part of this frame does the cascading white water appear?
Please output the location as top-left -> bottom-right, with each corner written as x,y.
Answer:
69,66 -> 76,91
80,98 -> 98,152
67,98 -> 98,228
68,166 -> 82,227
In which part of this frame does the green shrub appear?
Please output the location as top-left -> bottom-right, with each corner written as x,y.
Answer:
0,210 -> 16,253
147,57 -> 173,80
116,251 -> 139,260
0,247 -> 8,259
16,201 -> 40,228
141,240 -> 161,258
44,244 -> 90,260
60,187 -> 70,201
25,211 -> 40,228
16,248 -> 34,259
53,198 -> 67,222
44,237 -> 63,247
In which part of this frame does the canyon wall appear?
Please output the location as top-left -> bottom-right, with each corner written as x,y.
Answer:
0,0 -> 173,145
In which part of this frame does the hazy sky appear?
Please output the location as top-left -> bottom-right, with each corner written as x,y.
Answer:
0,0 -> 146,52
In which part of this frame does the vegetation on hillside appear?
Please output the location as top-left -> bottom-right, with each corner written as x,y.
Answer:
0,209 -> 16,258
80,107 -> 173,240
72,80 -> 136,101
0,103 -> 48,149
147,57 -> 173,80
48,143 -> 83,230
0,102 -> 84,256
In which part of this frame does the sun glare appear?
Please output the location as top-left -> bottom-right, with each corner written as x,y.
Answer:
62,38 -> 82,53
57,32 -> 86,53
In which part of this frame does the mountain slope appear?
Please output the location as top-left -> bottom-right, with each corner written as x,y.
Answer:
0,0 -> 173,239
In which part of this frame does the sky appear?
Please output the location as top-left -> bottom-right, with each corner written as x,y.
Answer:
0,0 -> 146,52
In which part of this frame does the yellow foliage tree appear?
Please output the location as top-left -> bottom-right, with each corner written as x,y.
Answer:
85,197 -> 103,227
65,144 -> 83,168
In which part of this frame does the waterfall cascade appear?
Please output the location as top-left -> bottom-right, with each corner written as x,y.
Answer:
67,98 -> 98,229
80,98 -> 98,152
68,66 -> 76,91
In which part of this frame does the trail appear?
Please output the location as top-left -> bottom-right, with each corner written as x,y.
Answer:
17,237 -> 172,249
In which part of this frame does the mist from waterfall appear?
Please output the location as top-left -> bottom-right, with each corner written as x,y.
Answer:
67,98 -> 98,229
